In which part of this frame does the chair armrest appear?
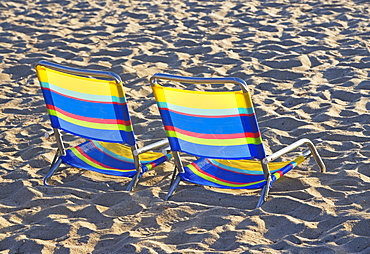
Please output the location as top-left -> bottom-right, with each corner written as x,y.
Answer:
161,146 -> 171,154
44,130 -> 55,139
263,138 -> 326,172
133,138 -> 169,156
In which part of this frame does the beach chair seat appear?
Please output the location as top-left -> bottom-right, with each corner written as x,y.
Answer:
180,157 -> 306,189
35,61 -> 171,190
60,140 -> 171,177
150,73 -> 326,208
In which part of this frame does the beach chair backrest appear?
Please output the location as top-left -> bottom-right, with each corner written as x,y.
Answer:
35,60 -> 135,145
150,73 -> 266,160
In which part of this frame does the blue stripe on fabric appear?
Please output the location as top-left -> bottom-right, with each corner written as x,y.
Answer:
179,170 -> 266,189
192,158 -> 265,184
90,168 -> 136,177
159,109 -> 259,135
42,88 -> 131,121
51,116 -> 136,145
167,137 -> 181,151
179,158 -> 296,189
280,162 -> 296,175
77,142 -> 136,169
61,150 -> 98,169
179,171 -> 266,189
271,163 -> 295,184
61,149 -> 136,177
180,159 -> 266,189
157,102 -> 254,116
189,158 -> 276,184
170,137 -> 253,159
47,113 -> 61,129
40,81 -> 127,104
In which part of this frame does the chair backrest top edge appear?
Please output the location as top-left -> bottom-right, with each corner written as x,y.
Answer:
150,73 -> 248,93
35,60 -> 122,85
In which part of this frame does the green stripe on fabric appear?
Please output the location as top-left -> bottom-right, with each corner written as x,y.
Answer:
48,109 -> 133,132
272,172 -> 282,181
187,164 -> 264,187
166,130 -> 262,146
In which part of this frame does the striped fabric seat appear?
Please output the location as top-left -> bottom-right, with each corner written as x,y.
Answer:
150,73 -> 325,208
35,61 -> 171,190
181,156 -> 305,189
62,140 -> 172,177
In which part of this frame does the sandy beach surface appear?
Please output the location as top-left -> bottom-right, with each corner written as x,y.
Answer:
1,0 -> 370,253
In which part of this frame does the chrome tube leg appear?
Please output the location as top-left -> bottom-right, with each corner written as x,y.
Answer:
256,185 -> 267,208
127,146 -> 142,192
164,151 -> 184,200
165,175 -> 181,201
305,141 -> 326,173
44,158 -> 63,186
256,176 -> 272,208
170,166 -> 178,186
255,160 -> 273,208
50,149 -> 60,168
126,171 -> 140,192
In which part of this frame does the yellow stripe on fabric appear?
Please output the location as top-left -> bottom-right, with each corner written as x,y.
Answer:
37,66 -> 125,98
48,109 -> 133,132
36,66 -> 49,84
166,130 -> 262,146
152,84 -> 253,110
293,155 -> 305,165
187,164 -> 264,187
235,92 -> 254,111
213,159 -> 292,172
213,155 -> 306,173
97,142 -> 166,162
70,147 -> 121,171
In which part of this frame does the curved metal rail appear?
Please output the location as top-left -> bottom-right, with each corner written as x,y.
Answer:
35,60 -> 122,84
263,138 -> 326,173
150,73 -> 249,93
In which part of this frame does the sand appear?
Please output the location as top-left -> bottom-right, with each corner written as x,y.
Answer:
1,0 -> 370,253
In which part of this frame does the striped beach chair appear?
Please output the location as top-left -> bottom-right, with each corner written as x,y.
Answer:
150,73 -> 326,208
35,61 -> 171,190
